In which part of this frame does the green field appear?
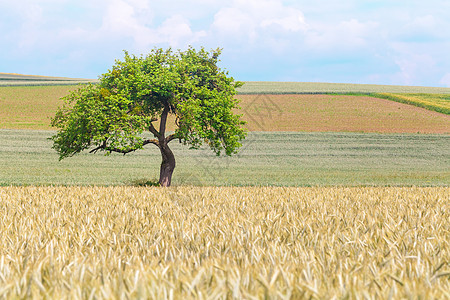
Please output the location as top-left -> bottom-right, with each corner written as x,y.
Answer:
372,93 -> 450,114
0,73 -> 97,86
2,74 -> 450,94
1,129 -> 448,186
0,78 -> 449,186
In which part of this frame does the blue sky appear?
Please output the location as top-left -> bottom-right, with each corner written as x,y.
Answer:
1,0 -> 450,87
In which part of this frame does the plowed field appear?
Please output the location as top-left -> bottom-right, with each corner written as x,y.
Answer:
0,86 -> 449,133
238,94 -> 450,133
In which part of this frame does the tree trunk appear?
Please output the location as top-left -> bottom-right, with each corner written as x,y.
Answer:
158,141 -> 176,187
156,100 -> 176,187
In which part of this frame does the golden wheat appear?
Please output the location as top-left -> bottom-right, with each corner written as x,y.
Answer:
373,93 -> 450,115
0,187 -> 448,299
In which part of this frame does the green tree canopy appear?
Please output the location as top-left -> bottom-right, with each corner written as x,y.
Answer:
51,47 -> 246,186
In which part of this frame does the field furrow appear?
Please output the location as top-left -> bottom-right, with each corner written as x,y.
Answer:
1,86 -> 449,133
1,130 -> 448,186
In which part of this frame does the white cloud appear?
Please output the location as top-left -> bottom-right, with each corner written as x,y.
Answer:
15,4 -> 45,51
157,15 -> 207,47
260,11 -> 307,32
1,0 -> 450,85
305,19 -> 378,51
391,52 -> 437,86
439,73 -> 450,87
125,0 -> 150,11
395,14 -> 447,42
101,0 -> 146,35
98,0 -> 207,50
411,15 -> 437,28
212,0 -> 307,43
212,7 -> 256,40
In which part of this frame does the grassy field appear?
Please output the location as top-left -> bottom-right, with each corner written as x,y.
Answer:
2,74 -> 450,93
0,83 -> 448,185
1,86 -> 449,132
0,73 -> 97,86
0,186 -> 448,299
1,129 -> 448,186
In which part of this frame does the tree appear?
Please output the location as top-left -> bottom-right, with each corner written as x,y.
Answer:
51,47 -> 246,186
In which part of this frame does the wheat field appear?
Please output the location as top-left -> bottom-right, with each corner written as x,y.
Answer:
0,186 -> 448,299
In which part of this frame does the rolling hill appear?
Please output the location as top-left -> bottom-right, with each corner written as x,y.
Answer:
0,73 -> 97,86
0,75 -> 448,132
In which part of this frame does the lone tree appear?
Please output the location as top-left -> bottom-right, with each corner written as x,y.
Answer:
51,47 -> 246,186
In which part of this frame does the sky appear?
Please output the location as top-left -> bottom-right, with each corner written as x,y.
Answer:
1,0 -> 450,87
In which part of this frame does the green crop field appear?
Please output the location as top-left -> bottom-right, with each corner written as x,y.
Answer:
372,93 -> 450,115
0,73 -> 97,86
1,129 -> 448,186
2,74 -> 450,94
0,79 -> 448,186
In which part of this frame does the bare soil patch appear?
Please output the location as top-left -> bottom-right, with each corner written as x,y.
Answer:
0,86 -> 75,130
237,94 -> 450,133
1,87 -> 448,133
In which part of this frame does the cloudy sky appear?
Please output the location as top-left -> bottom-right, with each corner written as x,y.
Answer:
1,0 -> 450,87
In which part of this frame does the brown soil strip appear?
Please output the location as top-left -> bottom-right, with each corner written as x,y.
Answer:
1,88 -> 449,133
237,94 -> 450,133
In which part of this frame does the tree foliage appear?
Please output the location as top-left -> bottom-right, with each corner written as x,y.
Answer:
51,47 -> 246,185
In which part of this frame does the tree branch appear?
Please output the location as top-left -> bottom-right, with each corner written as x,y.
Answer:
89,139 -> 159,154
89,146 -> 102,154
166,134 -> 178,143
149,121 -> 160,138
159,101 -> 170,139
143,139 -> 159,147
89,140 -> 107,154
